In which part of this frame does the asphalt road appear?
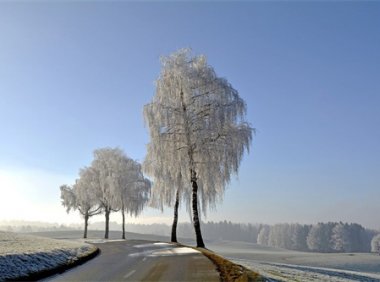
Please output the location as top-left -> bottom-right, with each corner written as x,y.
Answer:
45,240 -> 220,281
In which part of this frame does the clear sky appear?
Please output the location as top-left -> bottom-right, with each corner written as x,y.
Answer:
0,1 -> 379,229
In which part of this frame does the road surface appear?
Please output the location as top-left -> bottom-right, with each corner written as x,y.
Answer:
45,240 -> 220,281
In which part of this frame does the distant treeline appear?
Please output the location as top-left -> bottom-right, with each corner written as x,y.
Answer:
2,220 -> 378,253
176,221 -> 378,253
257,222 -> 378,253
0,224 -> 80,233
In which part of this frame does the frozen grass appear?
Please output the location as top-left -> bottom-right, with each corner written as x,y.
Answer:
231,259 -> 380,282
193,247 -> 265,282
209,241 -> 380,273
208,240 -> 380,282
0,231 -> 98,280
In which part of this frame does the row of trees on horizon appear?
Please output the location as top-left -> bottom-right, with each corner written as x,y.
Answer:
257,222 -> 380,253
5,219 -> 379,254
150,221 -> 380,254
60,48 -> 253,247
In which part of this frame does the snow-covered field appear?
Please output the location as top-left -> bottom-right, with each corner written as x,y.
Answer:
0,231 -> 97,280
232,258 -> 380,282
208,241 -> 380,282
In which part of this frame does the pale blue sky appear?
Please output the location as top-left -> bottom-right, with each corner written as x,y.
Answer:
0,1 -> 379,229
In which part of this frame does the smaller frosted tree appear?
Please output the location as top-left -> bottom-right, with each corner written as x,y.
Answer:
60,185 -> 76,213
60,167 -> 102,238
110,155 -> 151,239
371,234 -> 380,254
91,147 -> 151,239
91,148 -> 124,239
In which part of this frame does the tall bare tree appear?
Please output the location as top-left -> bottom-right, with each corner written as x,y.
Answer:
143,49 -> 253,247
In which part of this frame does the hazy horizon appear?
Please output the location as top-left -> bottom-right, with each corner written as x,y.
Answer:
1,2 -> 379,230
1,218 -> 379,232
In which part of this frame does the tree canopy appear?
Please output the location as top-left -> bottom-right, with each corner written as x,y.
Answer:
60,147 -> 150,239
143,48 -> 253,247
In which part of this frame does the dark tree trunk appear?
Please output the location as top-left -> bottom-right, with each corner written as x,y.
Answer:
122,203 -> 126,240
104,207 -> 110,239
180,90 -> 205,247
83,213 -> 89,239
171,189 -> 180,243
191,170 -> 205,248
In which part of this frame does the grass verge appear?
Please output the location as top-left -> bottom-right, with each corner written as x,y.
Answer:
195,247 -> 265,282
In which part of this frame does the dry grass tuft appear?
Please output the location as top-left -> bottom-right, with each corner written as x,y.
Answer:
196,247 -> 265,282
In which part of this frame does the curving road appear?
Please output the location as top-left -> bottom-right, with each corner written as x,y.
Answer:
45,240 -> 220,281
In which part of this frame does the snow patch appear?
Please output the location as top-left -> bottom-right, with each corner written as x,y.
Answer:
0,232 -> 97,280
150,247 -> 200,256
84,239 -> 125,244
133,243 -> 158,248
134,242 -> 172,248
153,242 -> 172,246
129,245 -> 199,258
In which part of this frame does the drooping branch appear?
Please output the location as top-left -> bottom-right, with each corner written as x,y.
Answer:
143,49 -> 253,245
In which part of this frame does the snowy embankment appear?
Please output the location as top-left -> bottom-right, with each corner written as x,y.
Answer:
0,231 -> 98,281
231,258 -> 380,282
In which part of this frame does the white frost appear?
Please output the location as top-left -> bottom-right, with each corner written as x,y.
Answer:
0,232 -> 97,280
129,243 -> 199,257
153,242 -> 172,246
150,247 -> 200,256
231,258 -> 380,282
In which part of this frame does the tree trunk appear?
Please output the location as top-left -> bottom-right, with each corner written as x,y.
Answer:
191,170 -> 205,248
83,213 -> 89,239
122,203 -> 126,240
180,90 -> 205,247
104,207 -> 110,239
171,189 -> 180,243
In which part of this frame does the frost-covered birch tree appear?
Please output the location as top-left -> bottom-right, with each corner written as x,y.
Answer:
143,49 -> 253,247
110,153 -> 151,239
91,148 -> 124,239
91,147 -> 151,239
60,167 -> 101,238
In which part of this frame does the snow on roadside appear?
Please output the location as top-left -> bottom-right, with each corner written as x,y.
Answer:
0,231 -> 97,281
230,258 -> 380,282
